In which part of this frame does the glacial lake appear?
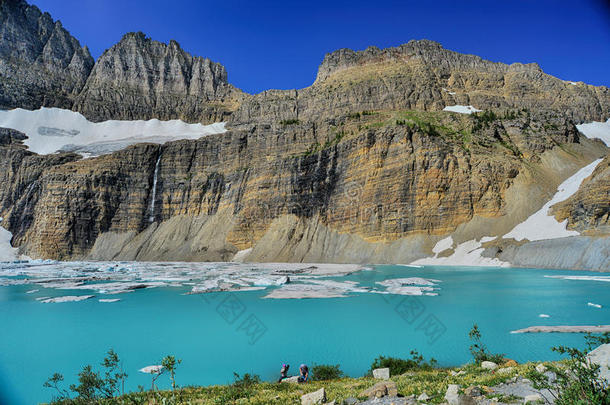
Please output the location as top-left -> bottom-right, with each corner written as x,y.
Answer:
0,262 -> 608,404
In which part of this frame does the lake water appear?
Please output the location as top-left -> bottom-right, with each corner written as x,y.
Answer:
0,262 -> 608,404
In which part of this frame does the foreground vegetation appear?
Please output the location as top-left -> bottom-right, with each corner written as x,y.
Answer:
43,327 -> 610,404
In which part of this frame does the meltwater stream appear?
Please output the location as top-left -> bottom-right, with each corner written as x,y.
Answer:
0,262 -> 608,404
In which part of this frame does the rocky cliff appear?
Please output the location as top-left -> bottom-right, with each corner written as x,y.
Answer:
0,0 -> 94,110
0,0 -> 608,269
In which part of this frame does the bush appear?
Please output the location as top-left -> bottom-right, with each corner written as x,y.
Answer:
280,119 -> 300,126
527,344 -> 610,404
311,364 -> 344,381
469,324 -> 505,365
369,350 -> 437,376
214,373 -> 262,404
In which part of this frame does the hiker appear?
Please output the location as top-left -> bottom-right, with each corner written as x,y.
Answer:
298,363 -> 309,383
277,363 -> 290,383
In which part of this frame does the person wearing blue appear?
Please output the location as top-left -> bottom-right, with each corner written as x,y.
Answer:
298,364 -> 309,383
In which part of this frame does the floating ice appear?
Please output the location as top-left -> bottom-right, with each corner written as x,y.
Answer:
99,299 -> 121,303
539,314 -> 550,318
39,295 -> 95,303
139,365 -> 163,374
443,105 -> 482,114
0,107 -> 227,156
503,159 -> 603,241
576,119 -> 610,147
588,302 -> 602,309
545,275 -> 610,283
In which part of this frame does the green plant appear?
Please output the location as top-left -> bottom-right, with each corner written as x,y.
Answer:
527,345 -> 610,404
369,350 -> 437,376
311,364 -> 344,381
162,355 -> 182,391
468,324 -> 505,365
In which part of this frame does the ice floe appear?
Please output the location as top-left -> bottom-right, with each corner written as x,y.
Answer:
511,325 -> 610,334
588,302 -> 603,309
139,365 -> 163,374
99,299 -> 121,303
0,107 -> 227,156
503,158 -> 603,242
539,314 -> 550,318
544,275 -> 610,283
576,119 -> 610,147
442,105 -> 482,114
39,295 -> 95,303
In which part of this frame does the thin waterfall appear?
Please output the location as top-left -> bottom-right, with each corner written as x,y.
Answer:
148,154 -> 161,222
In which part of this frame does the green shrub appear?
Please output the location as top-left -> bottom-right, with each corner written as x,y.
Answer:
527,345 -> 610,404
369,350 -> 437,376
469,324 -> 505,365
280,119 -> 300,126
311,364 -> 344,381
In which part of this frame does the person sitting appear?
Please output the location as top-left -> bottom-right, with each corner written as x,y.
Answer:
277,363 -> 290,383
298,364 -> 309,383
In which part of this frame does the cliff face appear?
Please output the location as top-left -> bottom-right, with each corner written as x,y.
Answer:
72,32 -> 243,123
230,40 -> 610,127
0,109 -> 602,261
0,0 -> 94,110
552,155 -> 610,234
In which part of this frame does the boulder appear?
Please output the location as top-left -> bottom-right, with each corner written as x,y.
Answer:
450,370 -> 466,376
301,388 -> 326,405
463,386 -> 482,397
535,363 -> 547,373
417,392 -> 430,401
481,361 -> 498,370
372,367 -> 390,380
342,398 -> 358,405
360,381 -> 398,398
524,393 -> 543,403
445,384 -> 459,405
587,344 -> 610,383
504,359 -> 518,367
281,376 -> 300,384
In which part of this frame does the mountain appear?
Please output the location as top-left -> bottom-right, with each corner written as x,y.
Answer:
0,0 -> 608,270
0,0 -> 94,110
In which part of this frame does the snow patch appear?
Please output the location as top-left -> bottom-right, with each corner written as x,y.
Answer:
503,159 -> 603,241
232,248 -> 252,262
0,221 -> 20,262
576,119 -> 610,147
443,105 -> 482,114
412,236 -> 507,267
0,107 -> 227,156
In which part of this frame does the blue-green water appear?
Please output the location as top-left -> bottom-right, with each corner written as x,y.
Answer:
1,264 -> 608,404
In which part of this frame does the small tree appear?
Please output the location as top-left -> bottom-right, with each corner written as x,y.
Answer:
469,324 -> 504,364
369,350 -> 437,376
43,373 -> 69,402
101,349 -> 128,397
162,355 -> 182,391
69,365 -> 105,401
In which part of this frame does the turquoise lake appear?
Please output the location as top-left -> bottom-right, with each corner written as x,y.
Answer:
0,263 -> 608,404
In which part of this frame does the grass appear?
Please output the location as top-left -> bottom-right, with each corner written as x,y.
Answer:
72,362 -> 542,404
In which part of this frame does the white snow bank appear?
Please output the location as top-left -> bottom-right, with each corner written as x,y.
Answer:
412,236 -> 508,267
443,105 -> 482,114
576,119 -> 610,147
503,158 -> 603,242
0,107 -> 227,156
0,220 -> 20,262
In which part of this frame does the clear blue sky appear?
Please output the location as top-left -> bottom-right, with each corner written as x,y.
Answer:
31,0 -> 610,94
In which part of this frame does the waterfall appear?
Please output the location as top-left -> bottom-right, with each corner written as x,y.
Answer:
149,155 -> 161,223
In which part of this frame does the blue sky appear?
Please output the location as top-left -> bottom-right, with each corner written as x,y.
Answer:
32,0 -> 610,94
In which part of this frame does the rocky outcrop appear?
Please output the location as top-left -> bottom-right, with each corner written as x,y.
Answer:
72,32 -> 243,123
230,40 -> 610,127
552,155 -> 609,234
0,0 -> 94,110
0,127 -> 26,146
